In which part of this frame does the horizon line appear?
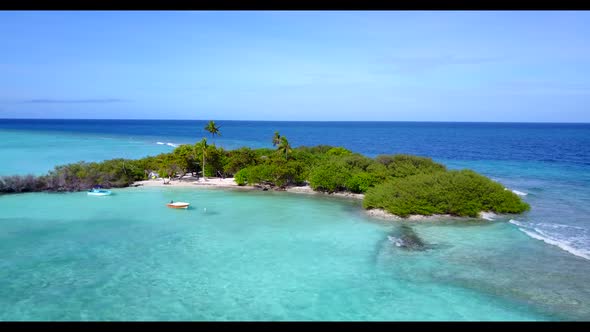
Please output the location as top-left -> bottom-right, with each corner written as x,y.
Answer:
0,118 -> 589,124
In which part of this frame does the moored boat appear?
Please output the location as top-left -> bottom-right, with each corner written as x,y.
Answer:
166,201 -> 190,209
88,188 -> 112,196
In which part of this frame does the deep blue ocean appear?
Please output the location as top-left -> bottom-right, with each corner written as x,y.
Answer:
2,119 -> 589,164
1,119 -> 589,320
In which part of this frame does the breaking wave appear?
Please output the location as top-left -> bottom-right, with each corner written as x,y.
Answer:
509,219 -> 590,260
504,188 -> 528,196
156,141 -> 179,148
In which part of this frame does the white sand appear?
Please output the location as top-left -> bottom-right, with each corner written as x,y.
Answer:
133,176 -> 253,189
133,179 -> 364,199
284,185 -> 365,200
478,211 -> 498,220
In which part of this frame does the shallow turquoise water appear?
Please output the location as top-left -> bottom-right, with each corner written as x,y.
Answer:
1,187 -> 587,321
0,130 -> 174,176
1,121 -> 590,321
0,127 -> 266,176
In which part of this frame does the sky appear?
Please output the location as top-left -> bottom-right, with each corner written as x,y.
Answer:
0,11 -> 589,122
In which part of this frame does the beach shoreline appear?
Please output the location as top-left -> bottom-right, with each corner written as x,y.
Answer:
133,176 -> 246,189
133,176 -> 364,196
132,177 -> 495,221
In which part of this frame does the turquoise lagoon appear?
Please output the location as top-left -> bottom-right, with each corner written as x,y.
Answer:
2,187 -> 587,321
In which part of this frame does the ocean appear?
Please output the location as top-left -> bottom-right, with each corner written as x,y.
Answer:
1,119 -> 589,320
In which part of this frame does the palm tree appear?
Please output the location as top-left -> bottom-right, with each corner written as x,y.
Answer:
277,136 -> 292,160
272,131 -> 281,147
204,120 -> 221,139
196,138 -> 208,180
200,121 -> 220,180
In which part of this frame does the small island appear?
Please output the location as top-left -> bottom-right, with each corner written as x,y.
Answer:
0,122 -> 529,219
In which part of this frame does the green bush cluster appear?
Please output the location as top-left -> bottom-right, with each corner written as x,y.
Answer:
363,170 -> 530,217
309,162 -> 351,192
345,172 -> 379,194
233,160 -> 307,188
308,154 -> 442,194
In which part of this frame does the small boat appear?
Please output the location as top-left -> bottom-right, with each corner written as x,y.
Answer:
166,201 -> 190,209
87,188 -> 112,196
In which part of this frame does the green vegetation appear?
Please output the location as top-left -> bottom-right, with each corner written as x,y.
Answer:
363,170 -> 530,217
0,126 -> 530,218
201,120 -> 222,179
204,120 -> 221,138
272,131 -> 281,147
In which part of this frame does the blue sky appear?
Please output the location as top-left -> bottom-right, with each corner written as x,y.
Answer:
0,11 -> 589,122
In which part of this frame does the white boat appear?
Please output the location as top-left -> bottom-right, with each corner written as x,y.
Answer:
166,201 -> 190,209
88,188 -> 112,196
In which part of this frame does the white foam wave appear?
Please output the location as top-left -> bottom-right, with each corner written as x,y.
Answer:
520,229 -> 590,260
504,188 -> 527,196
508,219 -> 525,227
537,222 -> 585,230
155,141 -> 179,148
479,211 -> 497,221
509,219 -> 590,260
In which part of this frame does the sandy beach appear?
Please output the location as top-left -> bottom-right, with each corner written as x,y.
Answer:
133,176 -> 248,189
133,177 -> 365,199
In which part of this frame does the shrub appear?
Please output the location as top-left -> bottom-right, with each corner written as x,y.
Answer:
363,170 -> 530,217
341,154 -> 374,171
239,160 -> 307,188
326,147 -> 353,157
0,175 -> 44,193
366,162 -> 390,182
253,148 -> 276,158
245,164 -> 276,186
234,168 -> 249,186
275,160 -> 308,186
387,154 -> 446,178
309,162 -> 351,192
375,155 -> 397,166
345,172 -> 378,193
295,145 -> 336,155
171,144 -> 198,175
224,147 -> 259,175
289,149 -> 321,169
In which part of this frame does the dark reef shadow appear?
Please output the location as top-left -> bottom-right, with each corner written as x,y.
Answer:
373,224 -> 452,265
